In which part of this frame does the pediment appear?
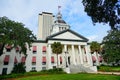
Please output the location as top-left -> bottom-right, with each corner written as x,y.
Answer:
47,29 -> 88,42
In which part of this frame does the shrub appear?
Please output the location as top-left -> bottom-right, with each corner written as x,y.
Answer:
11,63 -> 26,74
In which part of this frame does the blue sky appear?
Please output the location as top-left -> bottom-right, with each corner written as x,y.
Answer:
0,0 -> 110,42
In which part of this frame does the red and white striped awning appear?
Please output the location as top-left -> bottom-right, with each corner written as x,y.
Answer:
14,57 -> 18,63
6,45 -> 12,49
21,57 -> 26,63
33,46 -> 37,52
32,56 -> 36,62
60,56 -> 62,62
4,55 -> 10,62
42,46 -> 46,52
42,57 -> 46,62
98,56 -> 103,62
92,56 -> 96,62
16,47 -> 19,51
51,56 -> 54,63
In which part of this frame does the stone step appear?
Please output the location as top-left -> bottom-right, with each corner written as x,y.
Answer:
69,64 -> 97,73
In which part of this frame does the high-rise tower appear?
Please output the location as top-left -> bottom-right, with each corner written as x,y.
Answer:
37,12 -> 55,40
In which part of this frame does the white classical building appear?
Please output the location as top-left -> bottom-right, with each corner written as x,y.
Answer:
0,11 -> 99,75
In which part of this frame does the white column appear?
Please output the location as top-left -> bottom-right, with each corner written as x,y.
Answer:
64,44 -> 67,52
85,45 -> 91,65
72,45 -> 76,65
48,44 -> 52,69
64,44 -> 68,67
78,45 -> 83,64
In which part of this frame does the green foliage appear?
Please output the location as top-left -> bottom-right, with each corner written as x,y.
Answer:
4,73 -> 120,80
51,42 -> 63,67
41,68 -> 65,74
102,30 -> 120,63
98,65 -> 120,72
82,0 -> 120,30
0,16 -> 36,56
12,63 -> 26,74
51,42 -> 62,54
90,41 -> 101,52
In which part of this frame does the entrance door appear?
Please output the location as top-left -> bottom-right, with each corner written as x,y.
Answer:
68,57 -> 70,65
2,68 -> 7,75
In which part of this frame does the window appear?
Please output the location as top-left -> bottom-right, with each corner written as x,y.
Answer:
42,57 -> 46,65
60,56 -> 62,64
33,46 -> 37,53
32,56 -> 36,65
2,68 -> 7,75
43,52 -> 46,54
32,62 -> 36,65
14,57 -> 18,64
92,56 -> 96,63
6,45 -> 12,52
16,47 -> 19,52
4,55 -> 9,65
53,66 -> 56,69
51,56 -> 54,63
42,67 -> 46,70
32,67 -> 36,71
42,46 -> 46,52
21,56 -> 26,64
4,62 -> 8,65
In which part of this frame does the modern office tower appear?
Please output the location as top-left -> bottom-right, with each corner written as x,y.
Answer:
37,12 -> 55,40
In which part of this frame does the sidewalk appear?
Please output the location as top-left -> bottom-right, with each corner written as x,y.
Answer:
96,71 -> 120,75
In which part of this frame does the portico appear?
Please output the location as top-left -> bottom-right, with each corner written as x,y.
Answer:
47,28 -> 93,69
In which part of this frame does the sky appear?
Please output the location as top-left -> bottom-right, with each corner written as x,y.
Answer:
0,0 -> 111,43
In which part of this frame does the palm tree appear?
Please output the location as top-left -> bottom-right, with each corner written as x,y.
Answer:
90,41 -> 101,65
51,42 -> 62,67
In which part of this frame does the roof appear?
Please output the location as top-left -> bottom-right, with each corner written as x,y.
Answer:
54,19 -> 66,24
47,29 -> 89,42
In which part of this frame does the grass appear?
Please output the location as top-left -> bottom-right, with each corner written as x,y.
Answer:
98,66 -> 120,72
16,73 -> 120,80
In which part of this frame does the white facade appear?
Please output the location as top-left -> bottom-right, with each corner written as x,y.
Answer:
0,11 -> 99,75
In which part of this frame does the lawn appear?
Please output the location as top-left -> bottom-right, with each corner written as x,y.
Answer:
16,73 -> 120,80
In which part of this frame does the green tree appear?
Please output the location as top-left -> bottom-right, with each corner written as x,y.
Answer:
12,63 -> 26,74
102,30 -> 120,63
0,16 -> 36,56
90,41 -> 101,53
51,42 -> 62,67
82,0 -> 120,30
90,41 -> 101,65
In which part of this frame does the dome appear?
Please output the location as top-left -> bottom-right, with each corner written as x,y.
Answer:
55,11 -> 66,24
54,19 -> 66,24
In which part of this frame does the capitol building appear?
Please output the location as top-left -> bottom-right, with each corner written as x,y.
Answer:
0,10 -> 101,75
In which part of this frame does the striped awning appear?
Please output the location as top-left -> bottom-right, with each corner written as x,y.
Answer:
33,46 -> 37,51
14,57 -> 18,63
92,56 -> 96,62
51,56 -> 54,63
4,55 -> 10,62
21,57 -> 26,63
32,56 -> 36,62
42,57 -> 46,62
42,46 -> 46,52
16,47 -> 19,51
98,56 -> 103,62
60,56 -> 62,62
6,45 -> 12,49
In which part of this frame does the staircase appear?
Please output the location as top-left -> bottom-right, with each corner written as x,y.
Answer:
69,64 -> 97,73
